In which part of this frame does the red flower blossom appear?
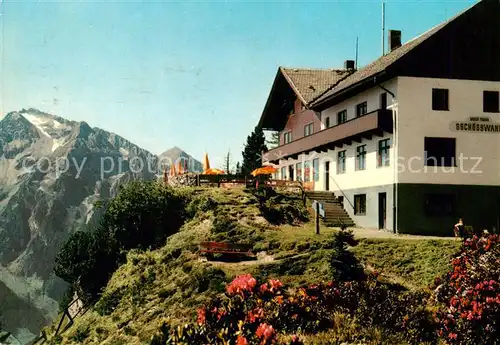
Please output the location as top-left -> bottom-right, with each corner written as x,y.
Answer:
227,274 -> 257,296
237,336 -> 249,345
256,323 -> 274,340
246,307 -> 264,323
197,308 -> 206,325
269,279 -> 283,291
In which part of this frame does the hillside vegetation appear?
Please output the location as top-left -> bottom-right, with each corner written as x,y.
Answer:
43,183 -> 497,345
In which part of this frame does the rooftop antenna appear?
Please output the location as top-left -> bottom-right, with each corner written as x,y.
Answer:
382,1 -> 386,56
355,36 -> 359,69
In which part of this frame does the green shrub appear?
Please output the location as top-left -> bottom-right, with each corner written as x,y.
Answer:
435,234 -> 500,345
328,229 -> 365,282
212,214 -> 236,235
58,285 -> 75,313
151,274 -> 436,345
189,266 -> 227,293
247,188 -> 308,225
253,241 -> 270,252
70,325 -> 90,342
209,214 -> 265,246
102,181 -> 186,251
54,181 -> 188,302
186,194 -> 217,218
261,198 -> 308,225
94,288 -> 124,316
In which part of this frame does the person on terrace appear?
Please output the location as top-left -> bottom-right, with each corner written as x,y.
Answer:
454,217 -> 465,241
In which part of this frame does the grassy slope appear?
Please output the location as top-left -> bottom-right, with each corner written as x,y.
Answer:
47,187 -> 460,345
353,238 -> 460,289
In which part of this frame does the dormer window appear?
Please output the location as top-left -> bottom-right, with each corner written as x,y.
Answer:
304,123 -> 313,137
283,131 -> 292,144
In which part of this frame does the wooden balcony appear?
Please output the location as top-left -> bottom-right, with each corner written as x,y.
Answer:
263,109 -> 393,164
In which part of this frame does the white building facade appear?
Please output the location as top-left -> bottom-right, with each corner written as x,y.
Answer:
259,0 -> 500,235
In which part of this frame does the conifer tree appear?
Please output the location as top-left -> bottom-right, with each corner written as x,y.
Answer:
266,131 -> 280,149
241,126 -> 268,175
224,150 -> 231,174
328,227 -> 365,282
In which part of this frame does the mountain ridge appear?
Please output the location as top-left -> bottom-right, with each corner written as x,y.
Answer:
159,146 -> 203,172
0,108 -> 199,342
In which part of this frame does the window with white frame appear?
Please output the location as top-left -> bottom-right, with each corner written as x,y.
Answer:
304,161 -> 311,182
296,162 -> 302,181
283,131 -> 292,144
312,158 -> 319,181
304,123 -> 313,137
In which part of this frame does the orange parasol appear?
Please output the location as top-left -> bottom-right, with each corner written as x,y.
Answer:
202,168 -> 225,175
203,153 -> 210,171
170,164 -> 177,177
251,165 -> 277,177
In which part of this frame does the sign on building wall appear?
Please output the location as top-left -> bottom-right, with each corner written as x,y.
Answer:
450,117 -> 500,133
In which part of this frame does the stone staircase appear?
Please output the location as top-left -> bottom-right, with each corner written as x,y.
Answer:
305,191 -> 355,227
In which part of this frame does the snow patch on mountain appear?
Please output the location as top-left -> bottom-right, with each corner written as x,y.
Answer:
21,111 -> 71,153
22,113 -> 52,138
52,137 -> 66,152
0,108 -> 162,341
81,194 -> 97,224
119,147 -> 129,157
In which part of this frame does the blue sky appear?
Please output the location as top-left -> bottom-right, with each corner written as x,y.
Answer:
1,0 -> 476,168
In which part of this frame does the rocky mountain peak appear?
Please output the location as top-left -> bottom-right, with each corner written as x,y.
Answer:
0,108 -> 163,341
159,146 -> 203,172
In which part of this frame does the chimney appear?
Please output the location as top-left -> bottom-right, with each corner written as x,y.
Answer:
344,60 -> 355,70
388,30 -> 402,51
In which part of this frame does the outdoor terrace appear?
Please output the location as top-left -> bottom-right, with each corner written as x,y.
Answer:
262,109 -> 393,164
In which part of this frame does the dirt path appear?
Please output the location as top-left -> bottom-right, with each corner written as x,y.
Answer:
203,228 -> 456,269
348,227 -> 456,241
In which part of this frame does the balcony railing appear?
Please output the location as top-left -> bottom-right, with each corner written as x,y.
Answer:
263,109 -> 393,164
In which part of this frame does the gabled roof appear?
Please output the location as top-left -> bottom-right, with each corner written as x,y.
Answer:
280,67 -> 353,105
258,0 -> 500,129
311,0 -> 497,109
258,67 -> 352,130
310,23 -> 447,107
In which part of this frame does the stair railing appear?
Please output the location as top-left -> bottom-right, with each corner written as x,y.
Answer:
328,175 -> 354,210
